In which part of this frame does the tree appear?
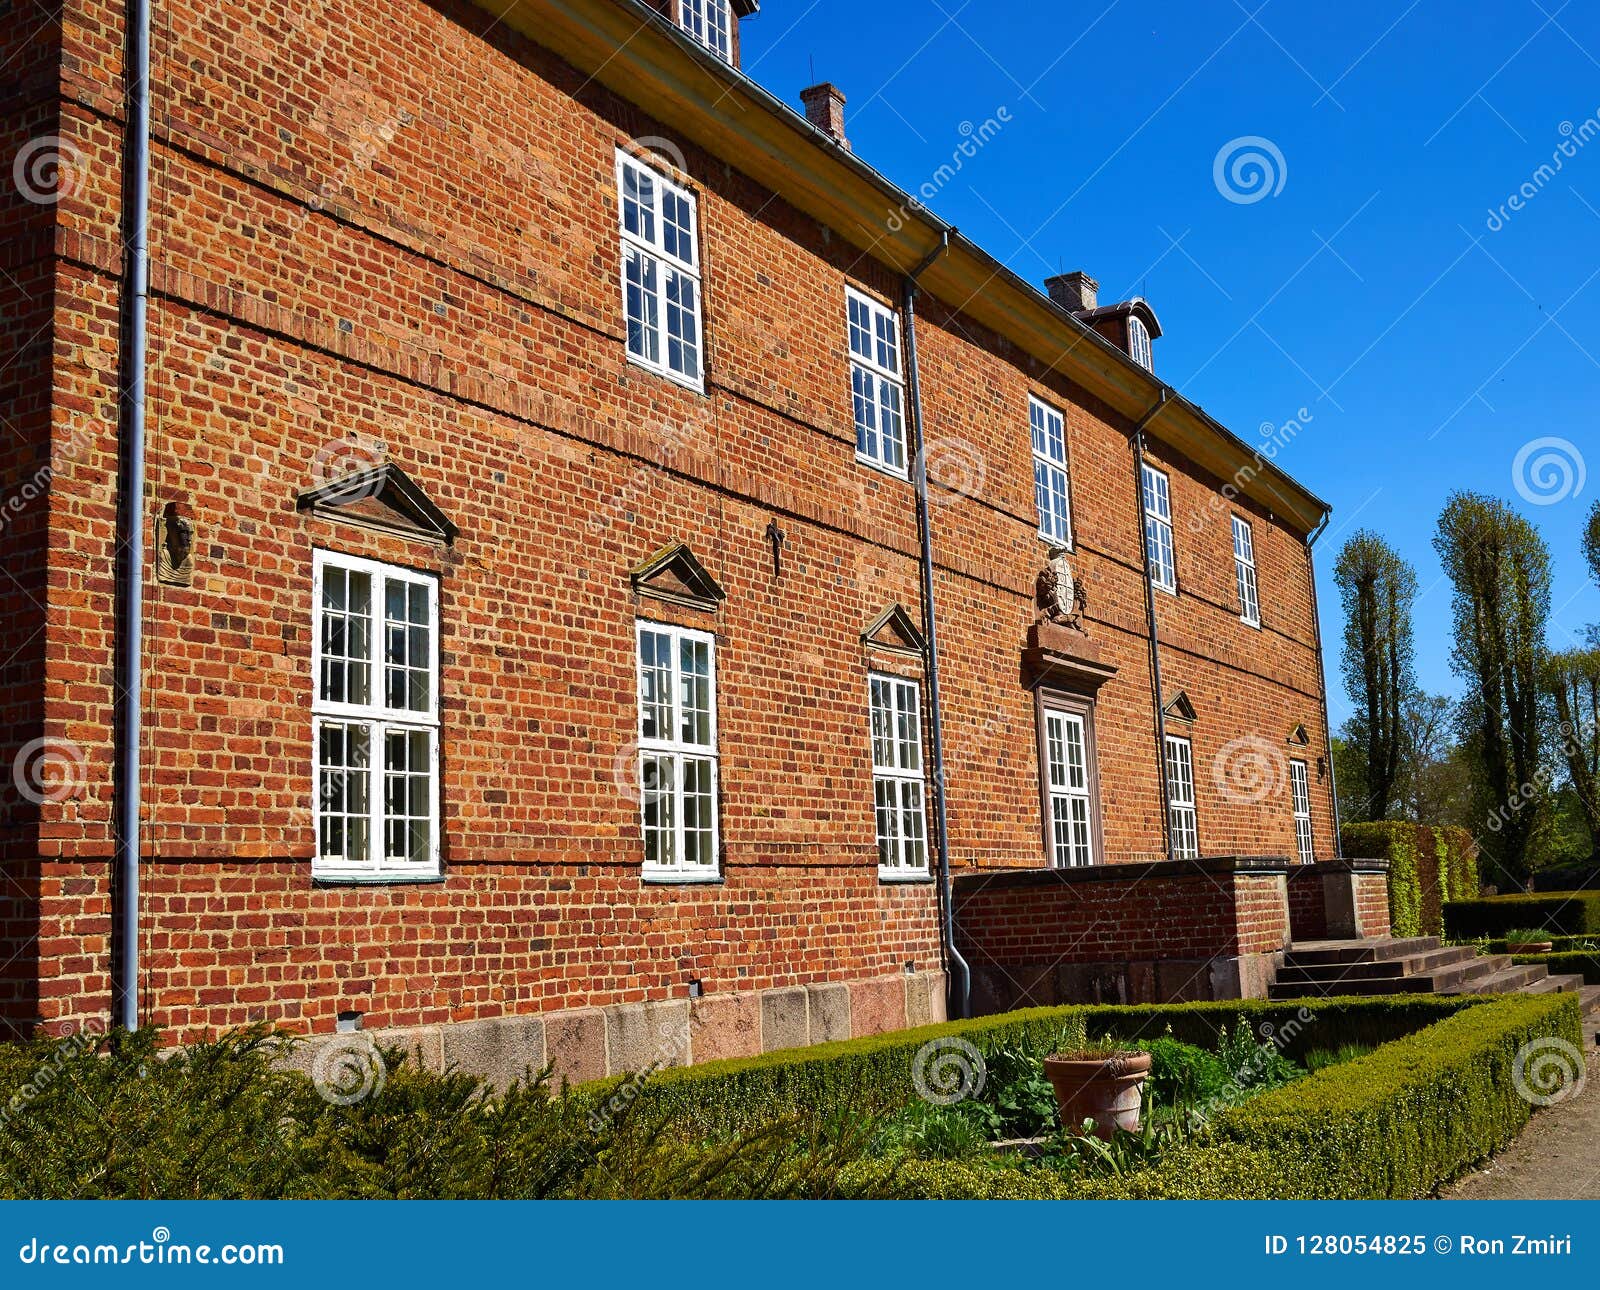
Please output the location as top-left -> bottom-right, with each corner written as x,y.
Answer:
1397,692 -> 1469,824
1333,532 -> 1417,821
1433,493 -> 1553,886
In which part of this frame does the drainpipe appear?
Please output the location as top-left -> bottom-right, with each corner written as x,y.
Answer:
901,229 -> 970,1019
1129,391 -> 1174,863
1305,513 -> 1343,859
114,0 -> 153,1032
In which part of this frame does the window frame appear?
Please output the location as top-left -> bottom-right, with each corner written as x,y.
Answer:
846,286 -> 909,479
635,620 -> 721,883
1036,689 -> 1102,868
310,549 -> 442,883
1233,514 -> 1261,628
676,0 -> 733,63
1141,462 -> 1178,595
1164,733 -> 1200,861
868,671 -> 931,880
1128,315 -> 1153,371
1029,394 -> 1074,548
1290,757 -> 1314,865
615,148 -> 705,392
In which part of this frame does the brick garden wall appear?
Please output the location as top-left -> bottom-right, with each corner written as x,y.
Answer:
6,0 -> 1337,1053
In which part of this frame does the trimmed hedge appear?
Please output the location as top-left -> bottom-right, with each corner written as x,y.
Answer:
588,996 -> 1475,1141
1483,933 -> 1600,952
1509,951 -> 1600,985
1342,821 -> 1479,937
1444,890 -> 1600,939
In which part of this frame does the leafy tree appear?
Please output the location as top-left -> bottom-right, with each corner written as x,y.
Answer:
1433,493 -> 1553,886
1333,532 -> 1418,821
1397,692 -> 1472,825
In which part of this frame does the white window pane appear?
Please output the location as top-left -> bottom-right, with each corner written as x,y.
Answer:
878,377 -> 905,470
318,721 -> 370,864
624,245 -> 661,363
641,752 -> 676,868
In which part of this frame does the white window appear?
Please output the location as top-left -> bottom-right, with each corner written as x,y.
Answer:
1233,514 -> 1261,627
1030,395 -> 1073,546
847,288 -> 907,477
677,0 -> 732,62
1290,758 -> 1314,865
1043,709 -> 1094,867
616,149 -> 703,388
1164,734 -> 1198,861
1141,462 -> 1177,594
869,673 -> 928,877
1128,315 -> 1153,372
312,551 -> 440,880
637,622 -> 719,880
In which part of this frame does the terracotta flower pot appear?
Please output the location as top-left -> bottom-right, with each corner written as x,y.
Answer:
1043,1050 -> 1151,1140
1507,940 -> 1553,954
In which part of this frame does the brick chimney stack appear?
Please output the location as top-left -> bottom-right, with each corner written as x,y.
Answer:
1045,270 -> 1099,313
800,83 -> 849,151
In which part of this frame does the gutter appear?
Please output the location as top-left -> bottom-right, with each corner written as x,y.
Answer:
1305,513 -> 1343,858
900,230 -> 970,1021
1129,391 -> 1175,863
114,0 -> 153,1032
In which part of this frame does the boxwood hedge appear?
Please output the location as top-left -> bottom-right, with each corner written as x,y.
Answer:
1444,890 -> 1600,938
586,996 -> 1474,1141
1509,950 -> 1600,984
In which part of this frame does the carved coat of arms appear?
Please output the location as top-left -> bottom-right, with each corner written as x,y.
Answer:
1037,548 -> 1087,630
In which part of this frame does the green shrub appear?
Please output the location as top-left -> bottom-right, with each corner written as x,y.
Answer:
1444,891 -> 1600,938
605,996 -> 1472,1142
1342,821 -> 1479,937
1145,1037 -> 1230,1106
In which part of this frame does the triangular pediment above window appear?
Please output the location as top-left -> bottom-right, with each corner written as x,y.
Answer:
296,462 -> 458,544
861,603 -> 925,657
1163,691 -> 1197,724
630,541 -> 725,613
1287,723 -> 1312,746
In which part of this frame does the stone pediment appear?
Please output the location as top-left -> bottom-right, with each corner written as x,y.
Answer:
862,603 -> 925,657
296,461 -> 458,544
630,541 -> 725,613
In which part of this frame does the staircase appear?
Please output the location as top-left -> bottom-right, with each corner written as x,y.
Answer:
1270,937 -> 1600,1019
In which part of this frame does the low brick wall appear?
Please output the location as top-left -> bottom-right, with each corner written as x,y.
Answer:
953,857 -> 1293,1013
1286,863 -> 1328,940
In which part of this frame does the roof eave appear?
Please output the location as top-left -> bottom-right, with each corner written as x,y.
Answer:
471,0 -> 1332,535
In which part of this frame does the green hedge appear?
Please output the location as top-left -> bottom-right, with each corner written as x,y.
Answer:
1483,933 -> 1600,952
1444,890 -> 1600,939
587,997 -> 1474,1141
1342,821 -> 1479,937
861,993 -> 1581,1199
1509,951 -> 1600,985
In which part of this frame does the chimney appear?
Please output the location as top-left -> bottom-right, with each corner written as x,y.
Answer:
800,83 -> 849,151
1045,270 -> 1098,313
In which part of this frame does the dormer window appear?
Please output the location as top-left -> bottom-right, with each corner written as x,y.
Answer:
1128,315 -> 1153,372
678,0 -> 733,63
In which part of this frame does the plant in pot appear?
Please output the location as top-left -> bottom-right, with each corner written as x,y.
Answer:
1043,1041 -> 1151,1140
1504,926 -> 1555,954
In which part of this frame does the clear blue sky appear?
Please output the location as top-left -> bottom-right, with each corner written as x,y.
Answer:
741,0 -> 1600,727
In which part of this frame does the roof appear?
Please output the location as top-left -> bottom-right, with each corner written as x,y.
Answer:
1074,297 -> 1163,340
472,0 -> 1333,536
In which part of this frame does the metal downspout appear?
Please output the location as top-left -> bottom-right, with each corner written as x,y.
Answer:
1129,391 -> 1175,863
1305,513 -> 1343,858
114,0 -> 153,1032
901,230 -> 970,1020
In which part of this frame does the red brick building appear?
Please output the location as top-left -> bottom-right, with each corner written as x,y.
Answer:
1,0 -> 1377,1080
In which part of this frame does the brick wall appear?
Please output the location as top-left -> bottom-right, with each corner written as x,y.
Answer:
9,0 -> 1336,1050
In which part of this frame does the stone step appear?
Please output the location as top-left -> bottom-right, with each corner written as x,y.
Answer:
1453,963 -> 1552,995
1284,937 -> 1441,966
1519,972 -> 1584,995
1278,944 -> 1478,982
1582,985 -> 1600,1016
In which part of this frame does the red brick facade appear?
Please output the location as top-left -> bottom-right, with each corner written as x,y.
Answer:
2,0 -> 1343,1069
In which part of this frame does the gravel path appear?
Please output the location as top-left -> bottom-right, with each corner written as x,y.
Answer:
1441,1042 -> 1600,1200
